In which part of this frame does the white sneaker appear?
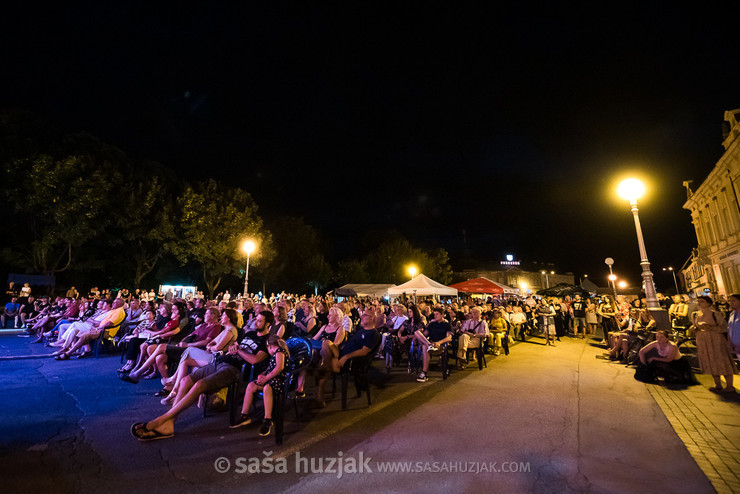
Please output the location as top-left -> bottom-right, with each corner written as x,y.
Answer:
427,345 -> 439,353
416,372 -> 428,382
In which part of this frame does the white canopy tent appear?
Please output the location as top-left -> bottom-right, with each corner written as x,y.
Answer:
386,274 -> 458,297
334,284 -> 395,298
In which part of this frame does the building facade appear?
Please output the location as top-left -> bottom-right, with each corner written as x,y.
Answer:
681,109 -> 740,296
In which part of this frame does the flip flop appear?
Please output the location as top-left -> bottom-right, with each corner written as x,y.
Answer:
130,422 -> 174,442
120,374 -> 139,384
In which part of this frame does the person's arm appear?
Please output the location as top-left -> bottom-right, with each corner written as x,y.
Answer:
337,343 -> 374,368
638,341 -> 654,363
333,326 -> 345,346
312,325 -> 325,340
234,344 -> 268,366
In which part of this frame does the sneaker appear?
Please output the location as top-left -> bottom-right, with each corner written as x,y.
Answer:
427,345 -> 439,353
494,350 -> 500,356
259,419 -> 273,436
230,414 -> 252,429
416,372 -> 428,382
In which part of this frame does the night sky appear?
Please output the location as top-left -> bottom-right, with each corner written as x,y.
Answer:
2,3 -> 739,289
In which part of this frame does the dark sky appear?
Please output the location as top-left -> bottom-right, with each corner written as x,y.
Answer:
2,2 -> 739,289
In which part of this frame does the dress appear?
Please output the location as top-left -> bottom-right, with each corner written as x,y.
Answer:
265,347 -> 288,396
695,310 -> 735,375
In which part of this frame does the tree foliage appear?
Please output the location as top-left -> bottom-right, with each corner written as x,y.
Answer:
2,154 -> 119,275
171,180 -> 269,298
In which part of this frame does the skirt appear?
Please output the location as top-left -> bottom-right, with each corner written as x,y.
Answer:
696,331 -> 736,376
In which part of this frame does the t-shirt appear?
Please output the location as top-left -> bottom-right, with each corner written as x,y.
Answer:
217,329 -> 269,370
191,322 -> 222,343
571,300 -> 587,317
426,320 -> 452,343
4,302 -> 19,314
339,327 -> 380,358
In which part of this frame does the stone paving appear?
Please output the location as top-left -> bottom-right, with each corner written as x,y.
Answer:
647,377 -> 740,494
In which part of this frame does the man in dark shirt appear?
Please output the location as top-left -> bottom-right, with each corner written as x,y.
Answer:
2,297 -> 20,328
570,294 -> 588,339
189,297 -> 206,327
131,310 -> 272,441
415,307 -> 452,382
314,305 -> 381,407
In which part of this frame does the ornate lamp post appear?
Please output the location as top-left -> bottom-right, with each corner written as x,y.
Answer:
617,178 -> 669,329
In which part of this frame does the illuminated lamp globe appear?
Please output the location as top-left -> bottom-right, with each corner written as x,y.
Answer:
618,178 -> 645,203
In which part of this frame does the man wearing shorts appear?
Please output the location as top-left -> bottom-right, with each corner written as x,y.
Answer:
131,310 -> 273,441
415,307 -> 452,382
570,294 -> 588,339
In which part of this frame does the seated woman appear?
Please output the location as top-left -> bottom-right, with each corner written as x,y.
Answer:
294,306 -> 346,396
487,309 -> 509,355
270,305 -> 288,338
118,309 -> 157,372
231,335 -> 290,437
400,305 -> 425,372
294,303 -> 318,337
380,304 -> 408,368
122,303 -> 184,381
159,308 -> 239,402
637,329 -> 694,383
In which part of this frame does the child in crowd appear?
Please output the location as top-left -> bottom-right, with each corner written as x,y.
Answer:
231,335 -> 290,436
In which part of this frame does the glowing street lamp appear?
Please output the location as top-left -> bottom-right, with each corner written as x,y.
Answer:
617,178 -> 659,309
618,281 -> 627,289
662,267 -> 680,294
605,257 -> 618,300
408,265 -> 418,280
242,240 -> 256,298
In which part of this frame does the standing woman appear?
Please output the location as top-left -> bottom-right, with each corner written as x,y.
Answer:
692,295 -> 736,393
585,298 -> 599,336
597,296 -> 617,346
552,298 -> 565,341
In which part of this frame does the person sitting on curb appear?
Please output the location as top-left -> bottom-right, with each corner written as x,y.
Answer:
314,305 -> 381,408
415,307 -> 452,382
130,311 -> 272,441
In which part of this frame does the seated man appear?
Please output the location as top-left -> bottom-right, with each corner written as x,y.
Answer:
131,310 -> 273,441
2,297 -> 20,329
52,299 -> 126,359
456,306 -> 489,369
415,307 -> 452,382
315,305 -> 381,407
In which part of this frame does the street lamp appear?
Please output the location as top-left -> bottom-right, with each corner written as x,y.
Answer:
618,281 -> 627,289
408,265 -> 418,280
541,270 -> 550,289
663,267 -> 680,294
617,179 -> 663,323
605,257 -> 618,300
242,240 -> 256,299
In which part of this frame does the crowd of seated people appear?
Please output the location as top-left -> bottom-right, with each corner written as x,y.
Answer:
15,283 -> 713,441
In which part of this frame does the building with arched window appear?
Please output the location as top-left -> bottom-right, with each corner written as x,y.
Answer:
681,109 -> 740,296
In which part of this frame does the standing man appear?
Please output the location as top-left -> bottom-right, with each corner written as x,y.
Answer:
728,294 -> 740,359
570,294 -> 588,339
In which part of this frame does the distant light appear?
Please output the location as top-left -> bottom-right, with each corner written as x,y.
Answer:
608,274 -> 617,281
506,254 -> 513,261
618,281 -> 627,288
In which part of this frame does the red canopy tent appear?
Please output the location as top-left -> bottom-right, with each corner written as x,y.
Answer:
448,277 -> 518,295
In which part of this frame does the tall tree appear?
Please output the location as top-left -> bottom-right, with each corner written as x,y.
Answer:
1,154 -> 118,275
171,179 -> 269,298
114,166 -> 178,288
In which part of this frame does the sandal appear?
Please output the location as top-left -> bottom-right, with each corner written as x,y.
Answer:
154,387 -> 172,397
55,353 -> 69,361
130,422 -> 173,442
120,374 -> 140,384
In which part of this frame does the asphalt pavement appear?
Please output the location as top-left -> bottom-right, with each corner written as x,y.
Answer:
2,332 -> 738,494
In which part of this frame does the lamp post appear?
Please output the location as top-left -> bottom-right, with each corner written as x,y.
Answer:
663,267 -> 680,294
242,240 -> 256,299
604,257 -> 618,300
541,270 -> 550,289
617,179 -> 659,308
